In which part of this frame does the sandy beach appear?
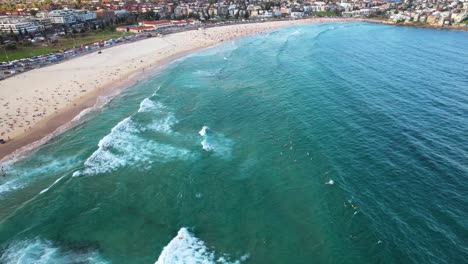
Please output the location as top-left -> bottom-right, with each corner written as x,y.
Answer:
0,18 -> 349,160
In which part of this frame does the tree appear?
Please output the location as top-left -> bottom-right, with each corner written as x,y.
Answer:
6,43 -> 17,50
30,9 -> 38,16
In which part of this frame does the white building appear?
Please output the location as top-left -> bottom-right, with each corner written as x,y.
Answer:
48,10 -> 76,24
46,9 -> 96,25
0,16 -> 44,34
290,11 -> 305,18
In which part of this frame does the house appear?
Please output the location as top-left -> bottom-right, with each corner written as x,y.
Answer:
139,20 -> 172,28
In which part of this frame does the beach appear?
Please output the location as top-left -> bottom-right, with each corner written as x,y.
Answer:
0,21 -> 466,263
0,18 -> 349,161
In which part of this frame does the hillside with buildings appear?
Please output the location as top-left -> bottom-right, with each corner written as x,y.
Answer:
0,0 -> 466,76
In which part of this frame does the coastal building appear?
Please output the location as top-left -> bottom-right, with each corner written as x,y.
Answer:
48,10 -> 76,24
291,11 -> 305,18
139,20 -> 173,29
73,10 -> 97,22
0,16 -> 44,34
47,9 -> 96,25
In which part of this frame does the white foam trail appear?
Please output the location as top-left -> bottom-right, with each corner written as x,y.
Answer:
290,30 -> 301,36
74,117 -> 193,177
0,238 -> 109,264
198,126 -> 234,158
199,126 -> 209,136
0,179 -> 24,195
155,228 -> 248,264
325,179 -> 334,185
71,107 -> 94,122
201,139 -> 214,151
39,175 -> 66,194
147,114 -> 177,134
138,98 -> 165,113
1,157 -> 77,195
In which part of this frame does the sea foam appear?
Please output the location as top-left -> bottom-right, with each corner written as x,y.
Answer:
155,228 -> 248,264
0,157 -> 77,195
74,115 -> 192,177
0,238 -> 109,264
39,175 -> 66,194
138,98 -> 165,113
198,126 -> 234,159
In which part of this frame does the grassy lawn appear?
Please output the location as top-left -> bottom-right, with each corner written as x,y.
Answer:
0,30 -> 131,62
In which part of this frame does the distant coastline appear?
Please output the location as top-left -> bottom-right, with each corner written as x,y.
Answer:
363,18 -> 468,31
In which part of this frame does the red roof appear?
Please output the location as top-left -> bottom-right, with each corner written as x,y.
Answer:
141,20 -> 172,25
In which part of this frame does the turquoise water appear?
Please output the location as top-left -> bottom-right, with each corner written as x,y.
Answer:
0,22 -> 467,263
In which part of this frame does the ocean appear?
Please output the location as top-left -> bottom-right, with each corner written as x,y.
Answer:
0,22 -> 467,263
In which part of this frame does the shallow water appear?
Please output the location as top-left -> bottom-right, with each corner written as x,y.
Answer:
1,22 -> 467,263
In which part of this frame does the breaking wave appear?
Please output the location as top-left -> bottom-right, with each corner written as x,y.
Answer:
155,228 -> 248,264
73,117 -> 193,177
0,238 -> 109,264
0,157 -> 78,196
198,126 -> 234,158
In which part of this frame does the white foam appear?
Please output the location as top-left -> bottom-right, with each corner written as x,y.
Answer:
0,238 -> 109,264
39,175 -> 66,195
1,157 -> 77,195
199,126 -> 209,136
147,114 -> 178,134
325,179 -> 334,185
155,228 -> 247,264
138,98 -> 165,113
290,30 -> 301,36
0,179 -> 24,195
74,117 -> 194,177
198,126 -> 234,158
201,139 -> 214,151
71,107 -> 94,122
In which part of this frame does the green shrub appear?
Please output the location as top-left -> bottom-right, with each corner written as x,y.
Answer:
5,43 -> 17,50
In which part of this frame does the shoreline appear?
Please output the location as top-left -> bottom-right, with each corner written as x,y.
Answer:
0,18 -> 351,162
3,17 -> 464,162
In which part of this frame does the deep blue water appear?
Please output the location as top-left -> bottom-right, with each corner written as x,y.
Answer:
0,22 -> 467,263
